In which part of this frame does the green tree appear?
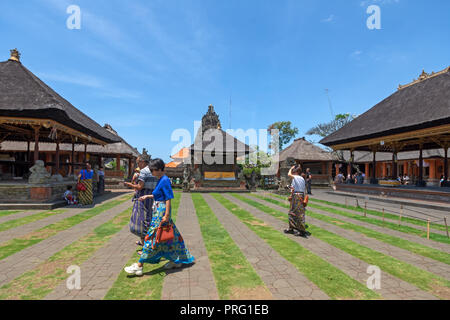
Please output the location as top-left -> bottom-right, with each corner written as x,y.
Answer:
267,121 -> 299,150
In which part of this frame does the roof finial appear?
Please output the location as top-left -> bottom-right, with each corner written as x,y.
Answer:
9,48 -> 20,62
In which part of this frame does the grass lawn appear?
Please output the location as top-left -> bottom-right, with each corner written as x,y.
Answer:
0,205 -> 134,300
237,194 -> 450,299
0,211 -> 22,218
0,195 -> 132,261
192,194 -> 269,300
216,194 -> 379,300
104,193 -> 181,300
0,210 -> 66,232
270,193 -> 447,232
258,194 -> 450,245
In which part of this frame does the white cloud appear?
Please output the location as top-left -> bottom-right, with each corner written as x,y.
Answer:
321,14 -> 335,23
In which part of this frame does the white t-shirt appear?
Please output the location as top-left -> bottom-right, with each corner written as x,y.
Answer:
291,175 -> 306,193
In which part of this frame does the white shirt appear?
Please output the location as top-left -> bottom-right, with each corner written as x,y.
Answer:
291,175 -> 306,193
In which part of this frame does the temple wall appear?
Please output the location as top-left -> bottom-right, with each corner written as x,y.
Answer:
0,181 -> 77,203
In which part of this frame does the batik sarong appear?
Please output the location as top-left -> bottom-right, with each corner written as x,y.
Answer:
139,201 -> 195,265
289,192 -> 306,232
129,188 -> 153,240
79,179 -> 93,205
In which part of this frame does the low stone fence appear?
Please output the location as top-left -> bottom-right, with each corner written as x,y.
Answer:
0,181 -> 77,203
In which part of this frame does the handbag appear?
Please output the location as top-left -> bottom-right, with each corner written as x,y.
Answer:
303,195 -> 309,207
77,182 -> 86,192
149,223 -> 175,249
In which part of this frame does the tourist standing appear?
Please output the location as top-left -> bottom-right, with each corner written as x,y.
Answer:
305,168 -> 312,195
284,165 -> 308,238
124,159 -> 195,275
125,154 -> 157,250
97,166 -> 105,194
78,162 -> 94,205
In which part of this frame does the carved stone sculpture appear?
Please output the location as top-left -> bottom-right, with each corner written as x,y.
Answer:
28,160 -> 51,184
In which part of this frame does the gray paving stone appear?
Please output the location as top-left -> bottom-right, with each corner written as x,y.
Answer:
161,193 -> 219,300
232,194 -> 438,300
0,193 -> 133,288
204,194 -> 329,300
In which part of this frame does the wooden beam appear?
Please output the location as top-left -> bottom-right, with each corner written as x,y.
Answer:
329,123 -> 450,150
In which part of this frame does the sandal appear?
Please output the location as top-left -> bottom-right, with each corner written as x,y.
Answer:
137,250 -> 143,256
136,240 -> 144,246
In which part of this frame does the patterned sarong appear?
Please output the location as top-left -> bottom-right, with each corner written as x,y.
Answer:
79,179 -> 93,205
289,193 -> 306,232
139,201 -> 195,265
129,188 -> 153,239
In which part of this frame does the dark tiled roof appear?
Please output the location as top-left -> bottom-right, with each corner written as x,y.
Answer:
0,59 -> 120,144
320,67 -> 450,147
189,128 -> 252,155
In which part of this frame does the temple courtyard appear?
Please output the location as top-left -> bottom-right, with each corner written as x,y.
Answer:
0,190 -> 448,300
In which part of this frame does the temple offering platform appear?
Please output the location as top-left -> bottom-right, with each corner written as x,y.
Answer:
335,183 -> 450,205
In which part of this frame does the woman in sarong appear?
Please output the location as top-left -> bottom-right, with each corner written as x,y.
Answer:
284,165 -> 308,238
124,155 -> 157,253
77,162 -> 94,205
124,158 -> 195,276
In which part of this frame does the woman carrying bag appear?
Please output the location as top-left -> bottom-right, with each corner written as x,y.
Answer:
124,159 -> 195,276
77,162 -> 94,206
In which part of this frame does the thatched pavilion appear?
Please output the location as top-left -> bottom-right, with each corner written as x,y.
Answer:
0,49 -> 121,203
321,66 -> 450,201
279,137 -> 334,186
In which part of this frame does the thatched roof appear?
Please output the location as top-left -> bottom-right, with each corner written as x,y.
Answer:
0,124 -> 139,157
0,54 -> 120,144
280,138 -> 333,162
339,148 -> 450,163
189,128 -> 252,155
320,67 -> 450,150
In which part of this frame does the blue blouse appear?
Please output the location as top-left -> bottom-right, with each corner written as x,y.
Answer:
80,169 -> 94,180
152,175 -> 174,202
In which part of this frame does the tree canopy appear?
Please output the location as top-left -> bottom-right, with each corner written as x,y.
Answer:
267,121 -> 299,150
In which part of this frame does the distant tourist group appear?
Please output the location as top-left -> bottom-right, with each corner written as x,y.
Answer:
63,162 -> 105,206
123,156 -> 195,276
285,165 -> 312,239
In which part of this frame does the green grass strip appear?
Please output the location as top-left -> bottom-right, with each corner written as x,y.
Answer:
257,194 -> 450,244
238,194 -> 450,299
191,194 -> 267,300
0,210 -> 66,232
0,211 -> 22,218
252,195 -> 450,264
218,194 -> 379,300
0,206 -> 133,300
0,195 -> 132,261
104,193 -> 182,300
270,193 -> 447,232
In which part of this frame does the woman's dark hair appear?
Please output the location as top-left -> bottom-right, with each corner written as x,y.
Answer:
292,165 -> 302,174
149,158 -> 165,172
67,185 -> 72,190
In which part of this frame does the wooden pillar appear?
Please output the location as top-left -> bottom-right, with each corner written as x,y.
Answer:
335,163 -> 340,174
328,162 -> 333,178
321,161 -> 326,175
84,144 -> 87,163
128,157 -> 133,178
372,151 -> 377,181
382,162 -> 387,178
444,147 -> 448,181
392,151 -> 398,179
71,142 -> 75,175
27,140 -> 31,163
429,159 -> 436,179
403,162 -> 408,175
33,126 -> 39,163
418,145 -> 423,183
55,140 -> 60,174
45,153 -> 52,173
365,163 -> 369,177
348,150 -> 353,177
116,155 -> 121,171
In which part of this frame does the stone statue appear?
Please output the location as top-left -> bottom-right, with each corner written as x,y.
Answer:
249,170 -> 257,191
28,160 -> 51,184
193,167 -> 202,182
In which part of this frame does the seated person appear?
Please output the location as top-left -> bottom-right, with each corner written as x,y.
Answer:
63,186 -> 78,205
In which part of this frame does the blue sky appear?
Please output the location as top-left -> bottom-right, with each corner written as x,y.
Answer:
1,0 -> 449,162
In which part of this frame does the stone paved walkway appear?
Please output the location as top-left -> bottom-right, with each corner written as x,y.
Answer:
0,211 -> 40,225
162,193 -> 219,300
203,194 -> 329,300
232,194 -> 437,300
0,195 -> 132,287
304,197 -> 450,239
249,195 -> 450,281
44,224 -> 137,300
